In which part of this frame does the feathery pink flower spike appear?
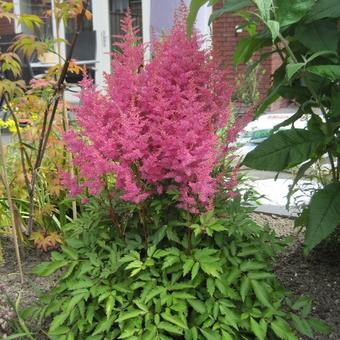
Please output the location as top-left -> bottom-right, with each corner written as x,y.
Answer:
64,8 -> 243,212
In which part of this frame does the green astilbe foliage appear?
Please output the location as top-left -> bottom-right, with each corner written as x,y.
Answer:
21,193 -> 330,339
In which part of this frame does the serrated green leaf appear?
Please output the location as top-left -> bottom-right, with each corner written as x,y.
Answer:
92,316 -> 115,335
240,276 -> 251,302
142,326 -> 158,340
172,292 -> 196,300
183,259 -> 194,276
161,312 -> 188,329
251,280 -> 272,308
158,321 -> 183,335
308,318 -> 332,334
271,318 -> 297,340
291,314 -> 314,338
221,330 -> 234,340
240,261 -> 267,272
144,287 -> 164,303
61,245 -> 78,260
188,299 -> 206,314
248,272 -> 275,280
48,326 -> 70,336
32,260 -> 68,277
116,309 -> 146,323
191,262 -> 200,280
68,279 -> 93,290
65,292 -> 87,316
200,328 -> 221,340
49,313 -> 69,332
250,317 -> 266,340
207,278 -> 215,297
105,295 -> 115,318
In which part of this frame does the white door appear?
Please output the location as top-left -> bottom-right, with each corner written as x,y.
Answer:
92,1 -> 111,88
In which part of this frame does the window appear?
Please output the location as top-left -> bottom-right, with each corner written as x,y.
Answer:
20,0 -> 52,38
110,0 -> 142,47
65,0 -> 93,35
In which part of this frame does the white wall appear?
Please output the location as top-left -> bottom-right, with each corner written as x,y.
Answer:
146,0 -> 212,47
92,1 -> 111,88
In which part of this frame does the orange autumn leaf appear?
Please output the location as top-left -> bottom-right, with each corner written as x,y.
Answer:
31,231 -> 63,252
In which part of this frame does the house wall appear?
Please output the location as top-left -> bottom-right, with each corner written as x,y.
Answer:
149,0 -> 211,43
0,18 -> 14,36
0,1 -> 15,37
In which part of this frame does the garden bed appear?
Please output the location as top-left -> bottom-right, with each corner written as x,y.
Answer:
1,213 -> 339,339
252,213 -> 340,340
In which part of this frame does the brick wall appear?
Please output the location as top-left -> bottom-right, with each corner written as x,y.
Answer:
0,0 -> 14,36
0,18 -> 15,36
212,4 -> 285,111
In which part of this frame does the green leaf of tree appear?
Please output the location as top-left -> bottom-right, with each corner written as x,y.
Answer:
243,129 -> 325,171
187,0 -> 209,36
275,0 -> 315,26
305,0 -> 340,22
208,0 -> 251,24
266,20 -> 280,42
286,63 -> 305,80
295,20 -> 339,53
304,183 -> 340,253
306,65 -> 340,81
233,37 -> 265,65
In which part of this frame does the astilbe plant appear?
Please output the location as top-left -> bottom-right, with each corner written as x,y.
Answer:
64,11 -> 245,212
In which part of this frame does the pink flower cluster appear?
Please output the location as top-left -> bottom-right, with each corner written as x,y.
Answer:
64,11 -> 240,212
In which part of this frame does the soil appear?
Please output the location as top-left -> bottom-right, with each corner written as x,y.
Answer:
1,214 -> 339,339
252,213 -> 340,340
0,238 -> 57,338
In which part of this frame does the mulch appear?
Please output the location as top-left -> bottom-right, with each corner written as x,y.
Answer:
252,213 -> 340,340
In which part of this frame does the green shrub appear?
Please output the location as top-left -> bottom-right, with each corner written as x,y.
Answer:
22,193 -> 330,339
188,0 -> 340,254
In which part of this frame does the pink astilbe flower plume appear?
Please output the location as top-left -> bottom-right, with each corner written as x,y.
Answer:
64,9 -> 238,212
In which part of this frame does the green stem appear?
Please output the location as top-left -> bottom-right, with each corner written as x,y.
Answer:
27,0 -> 90,235
139,204 -> 148,249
